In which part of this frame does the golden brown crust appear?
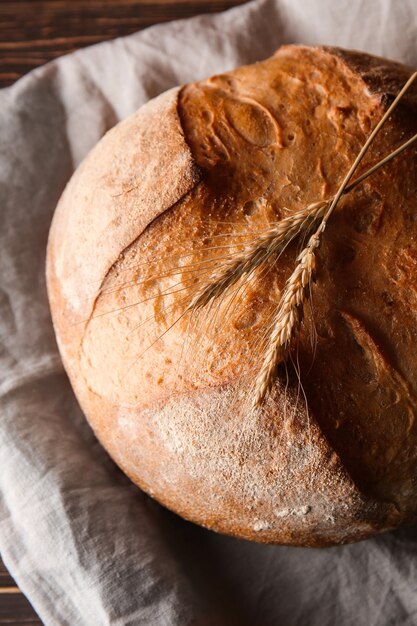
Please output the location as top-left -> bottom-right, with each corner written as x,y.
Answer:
47,86 -> 200,321
47,46 -> 417,546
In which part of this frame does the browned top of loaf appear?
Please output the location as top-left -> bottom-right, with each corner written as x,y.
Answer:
47,45 -> 417,546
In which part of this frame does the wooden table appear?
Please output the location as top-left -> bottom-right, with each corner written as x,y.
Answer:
0,0 -> 247,87
0,558 -> 41,624
0,1 -> 248,622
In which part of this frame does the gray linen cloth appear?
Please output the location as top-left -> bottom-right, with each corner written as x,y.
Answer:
1,0 -> 417,624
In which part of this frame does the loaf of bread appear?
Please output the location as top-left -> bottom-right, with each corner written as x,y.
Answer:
46,45 -> 417,547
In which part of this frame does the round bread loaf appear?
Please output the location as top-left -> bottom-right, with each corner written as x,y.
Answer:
47,45 -> 417,547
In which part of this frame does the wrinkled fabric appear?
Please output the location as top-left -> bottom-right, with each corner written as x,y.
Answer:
1,0 -> 417,624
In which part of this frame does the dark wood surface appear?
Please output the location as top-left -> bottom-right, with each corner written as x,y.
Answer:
0,1 -> 249,622
0,0 -> 248,87
0,558 -> 42,624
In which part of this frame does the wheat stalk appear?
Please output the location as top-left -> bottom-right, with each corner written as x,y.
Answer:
186,128 -> 417,320
187,130 -> 417,318
252,70 -> 417,409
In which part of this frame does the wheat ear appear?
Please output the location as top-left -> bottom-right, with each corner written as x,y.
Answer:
252,232 -> 320,407
186,200 -> 329,311
252,70 -> 417,409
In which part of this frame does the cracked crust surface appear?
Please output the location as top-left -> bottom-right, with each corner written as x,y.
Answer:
47,45 -> 417,546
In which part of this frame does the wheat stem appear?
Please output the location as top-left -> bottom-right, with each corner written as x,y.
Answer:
345,130 -> 417,193
321,71 -> 417,229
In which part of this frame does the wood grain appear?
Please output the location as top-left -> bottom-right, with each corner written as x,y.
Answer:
0,559 -> 15,589
0,0 -> 248,87
0,558 -> 42,624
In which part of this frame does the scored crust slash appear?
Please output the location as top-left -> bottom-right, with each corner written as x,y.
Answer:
47,45 -> 417,547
